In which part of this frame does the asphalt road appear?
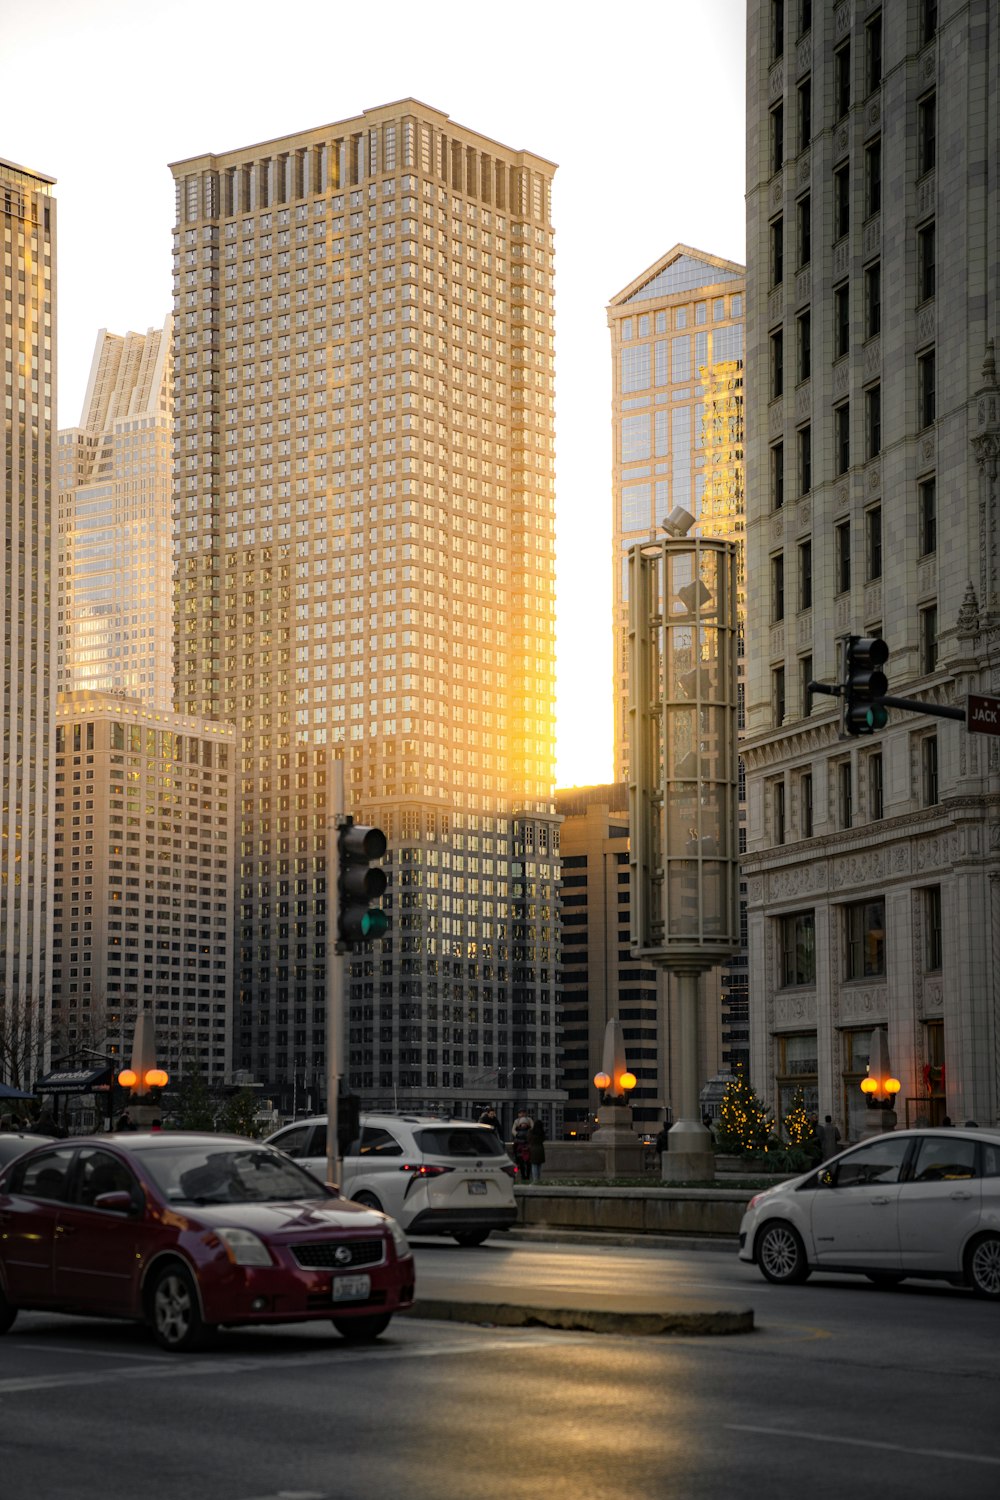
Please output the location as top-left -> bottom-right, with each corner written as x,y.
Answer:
1,1239 -> 998,1500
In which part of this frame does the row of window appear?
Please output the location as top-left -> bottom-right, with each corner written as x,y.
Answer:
770,480 -> 937,622
779,885 -> 941,990
769,733 -> 939,846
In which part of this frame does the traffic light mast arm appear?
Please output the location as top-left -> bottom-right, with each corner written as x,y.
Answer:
807,681 -> 965,722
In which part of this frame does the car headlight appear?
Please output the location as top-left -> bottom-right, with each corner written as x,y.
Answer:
215,1227 -> 273,1266
385,1216 -> 410,1259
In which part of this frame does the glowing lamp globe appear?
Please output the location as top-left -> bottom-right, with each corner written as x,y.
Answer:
860,1077 -> 878,1095
593,1071 -> 611,1091
619,1072 -> 637,1091
145,1068 -> 169,1089
885,1077 -> 901,1095
117,1069 -> 138,1089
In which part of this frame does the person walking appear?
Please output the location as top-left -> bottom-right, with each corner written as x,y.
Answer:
816,1114 -> 841,1161
512,1108 -> 533,1182
478,1106 -> 501,1134
654,1122 -> 671,1162
528,1117 -> 545,1183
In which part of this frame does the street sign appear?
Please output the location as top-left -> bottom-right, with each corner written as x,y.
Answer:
966,693 -> 1000,735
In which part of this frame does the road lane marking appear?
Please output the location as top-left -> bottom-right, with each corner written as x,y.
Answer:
725,1425 -> 1000,1467
0,1329 -> 594,1393
11,1341 -> 168,1362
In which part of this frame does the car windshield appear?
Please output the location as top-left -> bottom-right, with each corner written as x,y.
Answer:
413,1127 -> 506,1158
134,1143 -> 329,1205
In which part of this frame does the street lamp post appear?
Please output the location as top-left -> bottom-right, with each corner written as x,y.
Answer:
861,1027 -> 901,1135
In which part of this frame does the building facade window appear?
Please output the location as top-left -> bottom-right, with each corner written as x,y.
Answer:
834,163 -> 850,238
770,216 -> 784,286
865,385 -> 881,460
836,519 -> 851,592
865,12 -> 883,93
918,93 -> 936,175
771,0 -> 785,59
773,778 -> 786,845
866,504 -> 882,579
835,402 -> 850,474
798,1 -> 812,37
834,283 -> 850,357
780,911 -> 815,987
921,0 -> 938,47
864,139 -> 882,217
920,603 -> 938,672
776,1032 -> 819,1120
770,103 -> 785,173
924,885 -> 942,971
798,425 -> 812,495
800,770 -> 814,838
797,77 -> 812,153
771,552 -> 785,622
773,665 -> 786,727
919,476 -> 937,555
868,749 -> 884,821
800,654 -> 813,717
918,348 -> 936,427
770,327 -> 784,398
838,759 -> 853,829
864,262 -> 881,338
834,42 -> 851,120
798,538 -> 812,610
921,733 -> 939,806
771,441 -> 784,510
797,309 -> 811,382
918,221 -> 936,301
845,898 -> 886,979
796,195 -> 811,268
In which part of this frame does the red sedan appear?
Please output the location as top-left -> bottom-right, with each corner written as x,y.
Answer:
0,1132 -> 415,1351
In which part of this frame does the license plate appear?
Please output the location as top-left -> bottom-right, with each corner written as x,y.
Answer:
333,1274 -> 371,1302
467,1181 -> 487,1195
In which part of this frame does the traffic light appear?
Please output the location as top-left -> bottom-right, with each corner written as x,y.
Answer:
337,818 -> 389,943
843,635 -> 889,735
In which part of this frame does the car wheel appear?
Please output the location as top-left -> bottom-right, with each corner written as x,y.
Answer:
756,1220 -> 810,1285
332,1312 -> 392,1342
149,1263 -> 215,1352
0,1283 -> 17,1335
352,1190 -> 384,1213
865,1272 -> 905,1289
967,1234 -> 1000,1299
453,1229 -> 491,1247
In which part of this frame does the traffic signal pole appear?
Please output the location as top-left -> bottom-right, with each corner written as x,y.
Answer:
809,681 -> 966,723
325,754 -> 345,1190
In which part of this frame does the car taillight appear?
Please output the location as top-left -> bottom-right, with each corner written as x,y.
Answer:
400,1162 -> 454,1198
501,1163 -> 518,1178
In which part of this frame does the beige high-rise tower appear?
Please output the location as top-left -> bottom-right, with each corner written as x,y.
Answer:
1,157 -> 56,1085
56,322 -> 174,706
170,100 -> 562,1125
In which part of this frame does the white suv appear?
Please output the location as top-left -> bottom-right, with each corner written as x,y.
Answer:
266,1114 -> 518,1247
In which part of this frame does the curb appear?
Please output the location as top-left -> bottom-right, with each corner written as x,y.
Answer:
501,1226 -> 739,1253
402,1298 -> 754,1337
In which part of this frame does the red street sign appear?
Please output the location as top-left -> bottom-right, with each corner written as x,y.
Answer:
966,693 -> 1000,735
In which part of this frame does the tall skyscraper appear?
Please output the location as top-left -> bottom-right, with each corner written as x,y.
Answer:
1,157 -> 55,1085
56,323 -> 174,707
169,100 -> 562,1123
607,247 -> 749,1112
745,1 -> 1000,1132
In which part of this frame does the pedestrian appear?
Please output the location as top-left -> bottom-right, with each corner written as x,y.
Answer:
512,1108 -> 533,1182
941,1115 -> 953,1127
655,1122 -> 671,1160
816,1114 -> 841,1161
478,1106 -> 501,1134
115,1110 -> 136,1132
529,1117 -> 546,1183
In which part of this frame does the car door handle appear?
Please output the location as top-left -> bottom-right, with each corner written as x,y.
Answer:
56,1224 -> 76,1236
950,1191 -> 973,1201
870,1196 -> 890,1206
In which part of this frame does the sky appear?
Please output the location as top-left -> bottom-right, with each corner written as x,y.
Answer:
3,0 -> 747,788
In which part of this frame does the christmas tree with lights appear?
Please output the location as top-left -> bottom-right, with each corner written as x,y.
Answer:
714,1065 -> 774,1154
783,1087 -> 813,1147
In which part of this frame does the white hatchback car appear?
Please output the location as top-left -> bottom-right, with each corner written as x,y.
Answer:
739,1126 -> 1000,1297
266,1114 -> 518,1247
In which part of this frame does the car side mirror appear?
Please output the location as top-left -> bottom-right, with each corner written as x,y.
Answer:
94,1190 -> 137,1215
819,1169 -> 834,1189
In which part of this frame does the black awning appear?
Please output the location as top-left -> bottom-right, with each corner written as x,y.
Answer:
34,1066 -> 113,1095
